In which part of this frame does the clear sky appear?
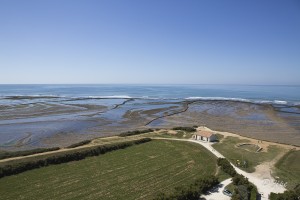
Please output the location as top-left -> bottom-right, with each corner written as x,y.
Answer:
0,0 -> 299,84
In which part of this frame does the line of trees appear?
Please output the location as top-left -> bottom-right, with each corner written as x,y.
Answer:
0,138 -> 151,179
119,129 -> 154,137
217,158 -> 237,176
217,158 -> 257,200
0,147 -> 60,160
154,175 -> 219,200
172,127 -> 196,132
66,140 -> 91,148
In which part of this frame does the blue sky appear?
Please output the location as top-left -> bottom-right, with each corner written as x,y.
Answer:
0,0 -> 299,84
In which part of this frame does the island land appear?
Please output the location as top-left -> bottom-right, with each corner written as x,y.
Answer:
0,127 -> 299,200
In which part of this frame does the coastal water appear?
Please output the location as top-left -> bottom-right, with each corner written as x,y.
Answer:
0,84 -> 300,105
0,84 -> 299,150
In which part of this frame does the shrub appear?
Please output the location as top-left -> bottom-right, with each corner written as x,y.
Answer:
66,140 -> 91,148
172,127 -> 196,132
269,190 -> 299,200
217,158 -> 237,176
154,175 -> 219,200
0,147 -> 60,160
119,129 -> 154,137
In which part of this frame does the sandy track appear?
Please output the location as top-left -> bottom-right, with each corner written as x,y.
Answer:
201,178 -> 232,200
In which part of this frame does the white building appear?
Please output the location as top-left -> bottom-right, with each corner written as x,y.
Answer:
192,130 -> 217,142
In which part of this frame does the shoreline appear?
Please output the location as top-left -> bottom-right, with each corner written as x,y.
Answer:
0,98 -> 299,150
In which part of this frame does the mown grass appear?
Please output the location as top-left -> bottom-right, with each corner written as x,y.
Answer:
213,136 -> 283,172
0,140 -> 217,200
274,149 -> 300,190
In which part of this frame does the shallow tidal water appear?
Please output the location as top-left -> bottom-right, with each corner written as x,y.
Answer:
0,84 -> 299,150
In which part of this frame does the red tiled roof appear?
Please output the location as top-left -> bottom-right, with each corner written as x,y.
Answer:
194,131 -> 214,137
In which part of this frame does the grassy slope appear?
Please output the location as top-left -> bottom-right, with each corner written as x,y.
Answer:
213,136 -> 283,172
274,150 -> 300,189
0,140 -> 217,200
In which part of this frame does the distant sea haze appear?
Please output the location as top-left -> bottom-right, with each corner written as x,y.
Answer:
0,84 -> 299,106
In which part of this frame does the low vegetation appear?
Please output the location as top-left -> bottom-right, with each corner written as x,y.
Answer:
119,129 -> 154,137
274,149 -> 300,189
0,138 -> 151,178
172,126 -> 196,132
154,175 -> 219,200
213,136 -> 283,172
66,140 -> 91,148
269,189 -> 300,200
154,130 -> 194,139
0,140 -> 217,200
0,147 -> 60,160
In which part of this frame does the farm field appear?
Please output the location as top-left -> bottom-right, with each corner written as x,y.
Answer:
0,140 -> 217,200
213,136 -> 284,172
274,150 -> 300,189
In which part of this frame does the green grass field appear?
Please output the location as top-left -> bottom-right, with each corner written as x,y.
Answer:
213,136 -> 283,172
274,150 -> 300,190
0,140 -> 217,200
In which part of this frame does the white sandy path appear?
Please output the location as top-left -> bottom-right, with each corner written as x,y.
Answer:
201,178 -> 232,200
153,138 -> 286,200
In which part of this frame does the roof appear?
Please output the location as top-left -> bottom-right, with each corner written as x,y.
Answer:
194,130 -> 215,138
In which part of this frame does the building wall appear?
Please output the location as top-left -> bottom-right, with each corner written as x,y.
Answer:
194,134 -> 217,142
209,134 -> 217,142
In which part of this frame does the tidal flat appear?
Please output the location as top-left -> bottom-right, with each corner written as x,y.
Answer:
0,96 -> 299,150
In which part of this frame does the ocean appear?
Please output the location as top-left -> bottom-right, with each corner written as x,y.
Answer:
0,84 -> 299,150
0,84 -> 300,105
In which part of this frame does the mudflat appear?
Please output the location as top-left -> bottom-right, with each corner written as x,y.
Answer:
0,97 -> 299,150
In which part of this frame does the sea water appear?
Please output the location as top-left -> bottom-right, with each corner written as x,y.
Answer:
0,84 -> 299,105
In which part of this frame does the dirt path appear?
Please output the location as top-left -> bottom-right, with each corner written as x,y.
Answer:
152,137 -> 286,200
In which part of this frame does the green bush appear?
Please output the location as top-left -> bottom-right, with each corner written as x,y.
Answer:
0,147 -> 60,160
119,129 -> 154,137
172,127 -> 196,132
269,190 -> 299,200
66,140 -> 91,148
217,158 -> 237,177
154,175 -> 219,200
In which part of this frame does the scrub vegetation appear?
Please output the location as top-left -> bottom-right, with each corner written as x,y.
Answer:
0,147 -> 60,160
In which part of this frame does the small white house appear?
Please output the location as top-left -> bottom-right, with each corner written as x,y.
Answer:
192,131 -> 217,142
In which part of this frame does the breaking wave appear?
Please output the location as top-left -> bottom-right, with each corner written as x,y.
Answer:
0,95 -> 296,106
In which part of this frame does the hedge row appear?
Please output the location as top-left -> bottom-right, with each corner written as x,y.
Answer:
154,175 -> 219,200
270,190 -> 299,200
0,147 -> 60,160
0,138 -> 151,179
172,127 -> 196,132
66,140 -> 91,148
217,158 -> 237,176
119,129 -> 154,137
